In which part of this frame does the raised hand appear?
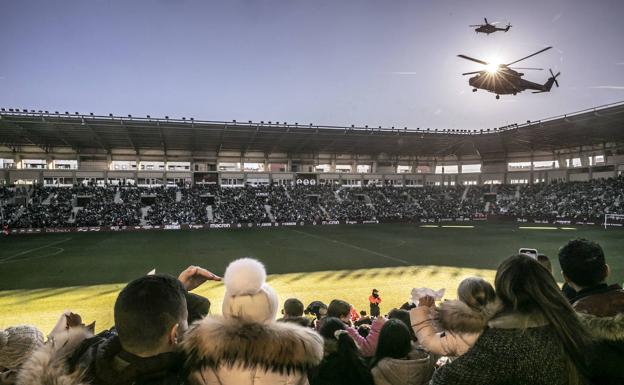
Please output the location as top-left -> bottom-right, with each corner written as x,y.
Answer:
178,265 -> 222,291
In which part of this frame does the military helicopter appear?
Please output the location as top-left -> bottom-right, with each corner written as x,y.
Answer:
457,46 -> 560,99
470,18 -> 511,35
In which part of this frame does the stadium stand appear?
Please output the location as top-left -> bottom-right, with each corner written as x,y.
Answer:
1,177 -> 623,229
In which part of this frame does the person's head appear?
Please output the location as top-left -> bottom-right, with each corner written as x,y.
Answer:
305,300 -> 327,320
319,317 -> 346,340
114,275 -> 188,357
537,254 -> 553,273
495,254 -> 592,384
0,326 -> 44,370
327,299 -> 352,323
371,319 -> 412,368
222,258 -> 279,324
457,277 -> 496,310
372,289 -> 379,297
359,310 -> 367,317
283,298 -> 304,318
387,308 -> 416,341
558,239 -> 609,289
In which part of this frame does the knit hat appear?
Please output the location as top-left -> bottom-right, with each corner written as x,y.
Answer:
0,325 -> 44,369
222,258 -> 279,323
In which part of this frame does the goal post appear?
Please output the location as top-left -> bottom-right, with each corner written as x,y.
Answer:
604,213 -> 624,229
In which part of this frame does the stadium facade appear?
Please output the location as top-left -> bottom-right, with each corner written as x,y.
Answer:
1,102 -> 623,187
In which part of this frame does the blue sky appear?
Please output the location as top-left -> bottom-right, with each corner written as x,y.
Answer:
1,0 -> 623,130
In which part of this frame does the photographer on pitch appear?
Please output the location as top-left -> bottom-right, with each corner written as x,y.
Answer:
369,289 -> 382,318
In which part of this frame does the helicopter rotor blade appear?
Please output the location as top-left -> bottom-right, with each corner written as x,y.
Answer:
469,25 -> 482,27
506,46 -> 553,66
550,69 -> 560,87
510,67 -> 543,71
457,55 -> 489,65
462,71 -> 483,75
484,17 -> 488,24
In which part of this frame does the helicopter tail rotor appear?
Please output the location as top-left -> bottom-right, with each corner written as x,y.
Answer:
549,69 -> 560,87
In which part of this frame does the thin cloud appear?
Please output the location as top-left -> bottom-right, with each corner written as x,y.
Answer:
552,13 -> 562,23
589,86 -> 624,90
390,72 -> 418,75
616,62 -> 624,66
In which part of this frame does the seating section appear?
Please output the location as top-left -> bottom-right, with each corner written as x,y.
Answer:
0,176 -> 623,228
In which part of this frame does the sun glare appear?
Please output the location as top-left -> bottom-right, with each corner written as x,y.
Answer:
485,56 -> 502,74
486,62 -> 500,74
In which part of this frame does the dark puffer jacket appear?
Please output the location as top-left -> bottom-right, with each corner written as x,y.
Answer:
571,283 -> 624,317
430,311 -> 571,385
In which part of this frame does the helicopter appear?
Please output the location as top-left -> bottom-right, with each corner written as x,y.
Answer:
457,46 -> 560,99
470,18 -> 511,35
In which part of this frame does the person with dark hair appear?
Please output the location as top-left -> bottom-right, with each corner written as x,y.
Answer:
305,300 -> 328,329
308,317 -> 374,385
277,298 -> 310,327
371,319 -> 434,385
558,238 -> 624,384
328,299 -> 386,357
537,254 -> 552,273
558,238 -> 624,316
387,309 -> 416,342
16,266 -> 219,385
369,289 -> 382,318
355,310 -> 372,327
431,254 -> 594,385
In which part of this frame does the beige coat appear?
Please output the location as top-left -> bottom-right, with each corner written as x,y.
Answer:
409,300 -> 500,357
182,316 -> 324,385
371,347 -> 434,385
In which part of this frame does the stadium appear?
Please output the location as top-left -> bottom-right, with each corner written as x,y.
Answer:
2,1 -> 624,384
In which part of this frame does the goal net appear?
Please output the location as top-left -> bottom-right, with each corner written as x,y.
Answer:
604,213 -> 624,229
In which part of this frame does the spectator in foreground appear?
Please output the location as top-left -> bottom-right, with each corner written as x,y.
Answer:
410,277 -> 499,357
558,238 -> 624,384
17,266 -> 218,385
558,238 -> 624,316
327,299 -> 385,357
0,326 -> 44,385
308,317 -> 374,385
182,258 -> 323,385
430,254 -> 593,385
277,298 -> 311,327
370,319 -> 434,385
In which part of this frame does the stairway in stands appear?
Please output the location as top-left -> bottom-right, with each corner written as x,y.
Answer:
264,204 -> 275,222
140,207 -> 150,226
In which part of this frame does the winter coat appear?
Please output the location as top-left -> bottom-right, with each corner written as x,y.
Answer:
16,328 -> 93,385
571,283 -> 624,317
308,339 -> 374,385
371,346 -> 434,385
181,316 -> 323,385
430,310 -> 572,385
277,316 -> 311,328
346,317 -> 385,357
579,311 -> 624,384
409,300 -> 500,357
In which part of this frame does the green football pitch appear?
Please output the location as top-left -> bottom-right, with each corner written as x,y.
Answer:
1,223 -> 622,333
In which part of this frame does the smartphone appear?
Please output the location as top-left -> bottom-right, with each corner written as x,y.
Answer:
519,248 -> 538,259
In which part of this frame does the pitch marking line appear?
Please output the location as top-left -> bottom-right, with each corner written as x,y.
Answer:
0,238 -> 72,263
289,229 -> 409,265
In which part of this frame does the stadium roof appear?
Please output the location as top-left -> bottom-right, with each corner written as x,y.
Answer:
1,102 -> 623,159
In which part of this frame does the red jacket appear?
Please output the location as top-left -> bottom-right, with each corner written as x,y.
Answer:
369,295 -> 382,305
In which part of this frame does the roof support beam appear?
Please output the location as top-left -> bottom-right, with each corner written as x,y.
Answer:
83,119 -> 110,153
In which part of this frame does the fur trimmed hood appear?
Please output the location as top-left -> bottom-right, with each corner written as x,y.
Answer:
181,316 -> 323,375
438,299 -> 503,333
578,312 -> 624,341
16,328 -> 92,385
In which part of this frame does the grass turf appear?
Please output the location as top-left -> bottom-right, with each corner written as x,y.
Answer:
1,223 -> 622,333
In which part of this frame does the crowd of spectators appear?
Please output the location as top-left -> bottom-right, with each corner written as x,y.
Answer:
1,176 -> 623,228
1,239 -> 623,385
